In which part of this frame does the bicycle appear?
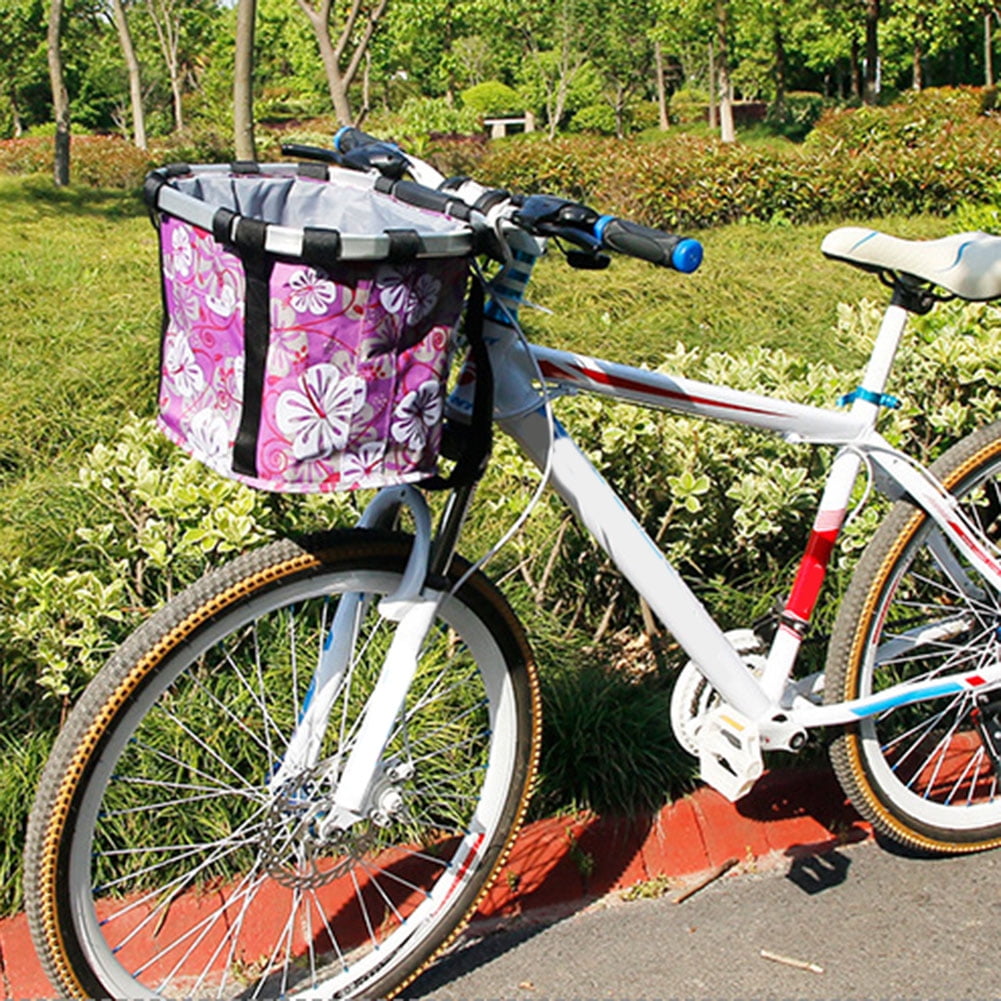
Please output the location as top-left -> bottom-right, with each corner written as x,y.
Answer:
23,128 -> 1001,1000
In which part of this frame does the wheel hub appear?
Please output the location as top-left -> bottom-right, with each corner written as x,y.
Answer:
261,767 -> 373,889
260,761 -> 413,890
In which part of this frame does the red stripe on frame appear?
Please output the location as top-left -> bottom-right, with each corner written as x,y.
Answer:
538,359 -> 782,419
786,526 -> 840,621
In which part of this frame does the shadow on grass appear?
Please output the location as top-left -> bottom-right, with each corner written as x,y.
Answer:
0,176 -> 145,222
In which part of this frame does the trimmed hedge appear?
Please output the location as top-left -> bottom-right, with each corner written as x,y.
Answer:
0,135 -> 152,188
429,87 -> 1001,230
3,87 -> 1000,228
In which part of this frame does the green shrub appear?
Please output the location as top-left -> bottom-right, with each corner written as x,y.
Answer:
769,91 -> 827,139
151,124 -> 239,165
630,101 -> 663,132
0,731 -> 53,916
534,657 -> 697,816
364,97 -> 483,150
0,417 -> 353,728
569,103 -> 618,135
0,135 -> 153,188
6,88 -> 1001,231
460,80 -> 523,116
669,87 -> 709,124
806,86 -> 988,152
429,91 -> 1001,230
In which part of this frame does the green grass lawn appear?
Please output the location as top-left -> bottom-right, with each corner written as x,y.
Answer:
0,178 -> 160,560
525,213 -> 952,369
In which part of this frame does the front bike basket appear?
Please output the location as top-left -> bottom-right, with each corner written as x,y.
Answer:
144,162 -> 480,493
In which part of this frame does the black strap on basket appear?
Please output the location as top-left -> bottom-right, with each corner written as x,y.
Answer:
225,212 -> 275,479
423,278 -> 493,491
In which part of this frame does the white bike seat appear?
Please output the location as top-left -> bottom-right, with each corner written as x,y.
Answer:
821,226 -> 1001,301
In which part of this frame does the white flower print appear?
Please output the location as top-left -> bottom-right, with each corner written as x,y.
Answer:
163,329 -> 206,398
289,267 -> 338,316
267,301 -> 310,377
206,270 -> 241,317
187,408 -> 231,469
170,282 -> 201,328
359,314 -> 401,359
391,380 -> 443,449
377,268 -> 442,325
340,441 -> 387,486
171,224 -> 194,277
407,273 -> 443,324
213,355 -> 244,413
275,364 -> 367,461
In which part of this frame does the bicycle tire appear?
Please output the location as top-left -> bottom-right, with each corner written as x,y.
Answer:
24,529 -> 540,1000
827,420 -> 1001,852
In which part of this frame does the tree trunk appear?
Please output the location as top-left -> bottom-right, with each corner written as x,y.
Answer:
863,0 -> 880,106
147,0 -> 185,132
110,0 -> 146,148
654,40 -> 669,130
986,10 -> 995,87
9,89 -> 23,137
47,0 -> 69,185
707,38 -> 717,129
359,50 -> 370,124
317,27 -> 354,124
716,0 -> 734,142
234,0 -> 257,160
613,82 -> 626,138
850,36 -> 862,99
297,0 -> 354,124
295,0 -> 388,127
912,40 -> 923,90
772,23 -> 787,120
170,69 -> 183,131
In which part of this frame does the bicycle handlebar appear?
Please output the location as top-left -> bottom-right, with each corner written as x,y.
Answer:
285,130 -> 703,273
595,217 -> 703,273
332,126 -> 383,153
512,194 -> 702,273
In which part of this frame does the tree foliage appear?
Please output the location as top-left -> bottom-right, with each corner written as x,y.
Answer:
2,0 -> 1000,159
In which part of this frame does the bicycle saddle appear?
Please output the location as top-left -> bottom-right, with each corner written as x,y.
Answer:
821,226 -> 1001,301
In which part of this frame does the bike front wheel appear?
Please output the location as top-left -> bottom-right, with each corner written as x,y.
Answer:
25,529 -> 540,1000
827,421 -> 1001,852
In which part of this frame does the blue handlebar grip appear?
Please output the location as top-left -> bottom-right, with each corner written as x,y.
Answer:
672,238 -> 703,274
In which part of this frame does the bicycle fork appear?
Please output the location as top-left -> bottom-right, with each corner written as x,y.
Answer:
267,485 -> 443,829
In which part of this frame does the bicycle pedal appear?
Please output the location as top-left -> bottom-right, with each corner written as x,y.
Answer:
697,705 -> 764,802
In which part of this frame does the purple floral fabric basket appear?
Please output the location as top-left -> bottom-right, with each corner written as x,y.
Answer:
146,163 -> 475,493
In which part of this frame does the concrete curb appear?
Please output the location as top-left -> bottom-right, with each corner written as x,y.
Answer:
0,767 -> 870,999
473,766 -> 870,923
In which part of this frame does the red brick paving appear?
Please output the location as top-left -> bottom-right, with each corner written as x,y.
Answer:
0,767 -> 870,999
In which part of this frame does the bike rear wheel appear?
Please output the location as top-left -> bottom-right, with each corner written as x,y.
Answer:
827,421 -> 1001,852
25,529 -> 539,1000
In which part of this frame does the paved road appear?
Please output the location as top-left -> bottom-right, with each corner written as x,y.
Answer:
407,838 -> 1000,999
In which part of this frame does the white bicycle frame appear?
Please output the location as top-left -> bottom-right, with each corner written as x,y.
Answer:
287,211 -> 1001,812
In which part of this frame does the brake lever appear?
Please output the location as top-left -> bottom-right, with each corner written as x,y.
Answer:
566,248 -> 611,270
512,194 -> 601,240
340,143 -> 411,181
